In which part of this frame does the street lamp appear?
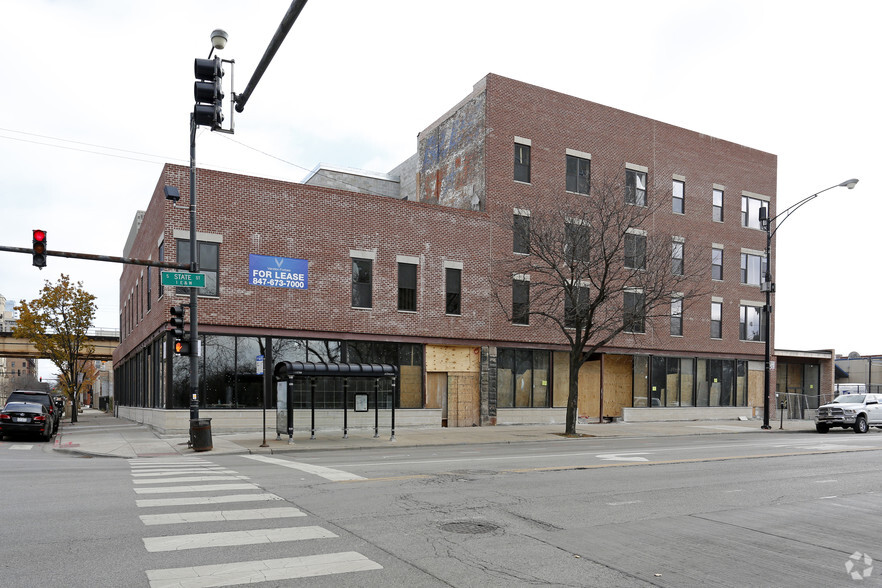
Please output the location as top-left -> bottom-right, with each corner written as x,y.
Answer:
759,178 -> 859,429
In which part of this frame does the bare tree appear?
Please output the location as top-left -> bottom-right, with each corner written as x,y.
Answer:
494,177 -> 708,434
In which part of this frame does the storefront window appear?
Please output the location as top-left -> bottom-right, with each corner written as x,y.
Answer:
496,348 -> 551,408
497,349 -> 514,408
633,356 -> 649,407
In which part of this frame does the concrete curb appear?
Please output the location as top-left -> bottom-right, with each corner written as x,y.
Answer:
47,408 -> 819,459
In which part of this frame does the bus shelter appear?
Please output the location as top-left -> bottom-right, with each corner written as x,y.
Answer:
274,361 -> 398,443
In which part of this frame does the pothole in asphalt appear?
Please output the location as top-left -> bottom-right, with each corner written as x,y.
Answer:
440,521 -> 501,535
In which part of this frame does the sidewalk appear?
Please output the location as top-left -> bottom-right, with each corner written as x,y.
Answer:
50,407 -> 817,459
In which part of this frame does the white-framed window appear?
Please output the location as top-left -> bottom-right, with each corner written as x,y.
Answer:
566,149 -> 591,194
671,295 -> 683,336
513,209 -> 530,254
397,257 -> 418,312
624,288 -> 646,333
712,246 -> 724,281
175,240 -> 220,297
711,299 -> 723,339
564,281 -> 590,329
350,250 -> 376,309
672,178 -> 685,214
565,219 -> 590,263
741,191 -> 769,229
739,303 -> 765,342
713,186 -> 724,222
672,237 -> 684,276
512,275 -> 530,325
740,250 -> 767,286
625,228 -> 646,270
626,164 -> 648,206
445,263 -> 462,316
514,137 -> 531,183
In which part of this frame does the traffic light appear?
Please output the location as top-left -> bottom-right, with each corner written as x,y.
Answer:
194,56 -> 224,129
32,229 -> 47,268
169,305 -> 190,356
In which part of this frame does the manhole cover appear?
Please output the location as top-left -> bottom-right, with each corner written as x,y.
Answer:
440,521 -> 500,534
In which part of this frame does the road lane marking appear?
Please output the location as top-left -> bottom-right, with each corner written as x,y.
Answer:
134,483 -> 259,494
596,453 -> 650,462
145,551 -> 382,588
607,500 -> 641,506
130,459 -> 211,466
136,493 -> 284,508
242,455 -> 365,481
142,526 -> 337,552
9,445 -> 34,450
499,448 -> 882,474
140,507 -> 305,526
133,475 -> 249,484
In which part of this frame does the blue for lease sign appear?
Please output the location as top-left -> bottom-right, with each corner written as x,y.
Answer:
249,254 -> 308,289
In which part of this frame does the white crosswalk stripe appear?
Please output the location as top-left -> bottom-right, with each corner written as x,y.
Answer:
136,493 -> 284,508
139,506 -> 305,526
143,526 -> 337,552
131,468 -> 235,476
130,457 -> 382,586
146,551 -> 383,588
132,475 -> 249,484
134,483 -> 260,494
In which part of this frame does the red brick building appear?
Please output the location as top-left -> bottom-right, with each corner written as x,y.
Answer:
113,74 -> 810,434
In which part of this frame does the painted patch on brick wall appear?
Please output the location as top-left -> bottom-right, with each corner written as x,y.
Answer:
418,91 -> 486,211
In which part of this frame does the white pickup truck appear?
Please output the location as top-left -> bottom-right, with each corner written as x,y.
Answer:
815,394 -> 882,434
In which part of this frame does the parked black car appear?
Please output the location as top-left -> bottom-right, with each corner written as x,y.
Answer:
0,402 -> 54,441
5,390 -> 60,434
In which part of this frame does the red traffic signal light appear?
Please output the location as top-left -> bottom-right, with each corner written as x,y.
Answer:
32,229 -> 47,268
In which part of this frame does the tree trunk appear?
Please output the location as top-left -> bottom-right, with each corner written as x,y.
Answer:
70,395 -> 78,423
565,353 -> 582,435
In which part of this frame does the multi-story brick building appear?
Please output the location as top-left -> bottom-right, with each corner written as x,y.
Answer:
113,74 -> 807,434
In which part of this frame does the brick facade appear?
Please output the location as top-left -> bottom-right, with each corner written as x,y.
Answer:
114,74 -> 788,431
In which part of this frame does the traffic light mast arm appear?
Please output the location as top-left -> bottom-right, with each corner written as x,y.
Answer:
0,244 -> 191,270
234,0 -> 309,114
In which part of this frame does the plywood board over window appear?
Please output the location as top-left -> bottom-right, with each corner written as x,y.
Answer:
425,345 -> 480,373
578,354 -> 634,418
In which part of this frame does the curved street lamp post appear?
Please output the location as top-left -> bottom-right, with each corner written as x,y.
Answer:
759,178 -> 859,429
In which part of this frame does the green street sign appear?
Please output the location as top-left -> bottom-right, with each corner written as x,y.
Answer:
161,271 -> 206,288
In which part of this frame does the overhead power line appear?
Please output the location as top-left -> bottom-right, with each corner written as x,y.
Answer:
0,126 -> 401,199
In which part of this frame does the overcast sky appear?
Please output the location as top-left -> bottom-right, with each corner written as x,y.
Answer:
1,0 -> 879,379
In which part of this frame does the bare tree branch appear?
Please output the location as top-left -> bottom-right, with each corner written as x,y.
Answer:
493,177 -> 711,433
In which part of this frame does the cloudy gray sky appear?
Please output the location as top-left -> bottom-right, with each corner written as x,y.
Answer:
1,0 -> 879,379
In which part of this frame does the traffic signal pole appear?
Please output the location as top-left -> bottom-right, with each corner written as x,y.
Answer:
189,113 -> 200,421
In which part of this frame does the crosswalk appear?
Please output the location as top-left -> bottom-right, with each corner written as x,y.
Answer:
131,457 -> 382,587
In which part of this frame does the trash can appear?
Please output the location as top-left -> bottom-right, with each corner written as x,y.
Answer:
189,418 -> 213,452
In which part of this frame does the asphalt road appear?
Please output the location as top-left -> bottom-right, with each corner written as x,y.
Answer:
2,430 -> 882,587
